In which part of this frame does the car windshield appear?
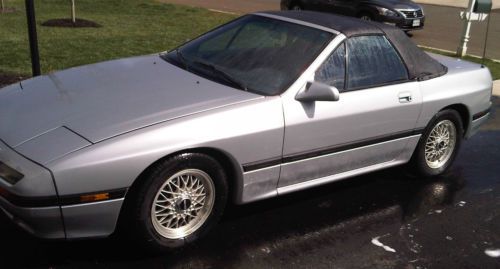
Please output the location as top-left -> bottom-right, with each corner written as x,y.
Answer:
162,15 -> 334,96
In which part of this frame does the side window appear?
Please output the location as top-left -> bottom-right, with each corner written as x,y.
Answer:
315,43 -> 346,91
346,35 -> 408,89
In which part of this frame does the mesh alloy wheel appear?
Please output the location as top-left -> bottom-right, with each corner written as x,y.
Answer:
151,169 -> 215,239
411,109 -> 463,177
360,15 -> 372,21
129,153 -> 228,250
424,120 -> 457,169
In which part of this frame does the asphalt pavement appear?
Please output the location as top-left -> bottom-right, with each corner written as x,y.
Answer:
0,101 -> 499,268
161,0 -> 500,60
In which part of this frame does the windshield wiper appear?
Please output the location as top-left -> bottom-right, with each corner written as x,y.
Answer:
192,60 -> 249,92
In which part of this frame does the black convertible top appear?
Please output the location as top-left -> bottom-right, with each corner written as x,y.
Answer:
260,11 -> 447,81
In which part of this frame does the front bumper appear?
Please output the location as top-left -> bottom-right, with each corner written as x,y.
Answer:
0,190 -> 125,240
0,139 -> 126,239
397,17 -> 425,30
0,195 -> 64,238
379,15 -> 425,30
0,139 -> 64,238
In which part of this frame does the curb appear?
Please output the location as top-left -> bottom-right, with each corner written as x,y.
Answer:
494,80 -> 500,97
208,8 -> 238,15
418,45 -> 500,63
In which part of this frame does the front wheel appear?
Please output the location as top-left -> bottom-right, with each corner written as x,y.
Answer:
358,13 -> 373,21
411,110 -> 463,177
129,153 -> 228,251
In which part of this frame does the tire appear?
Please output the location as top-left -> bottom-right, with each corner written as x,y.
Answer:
129,153 -> 228,251
358,12 -> 373,21
404,30 -> 413,37
411,109 -> 463,177
290,3 -> 303,10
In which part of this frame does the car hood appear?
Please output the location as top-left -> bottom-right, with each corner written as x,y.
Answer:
366,0 -> 421,10
0,55 -> 262,147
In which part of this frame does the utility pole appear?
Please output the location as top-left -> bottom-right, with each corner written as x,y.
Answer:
71,0 -> 76,23
457,0 -> 476,57
457,0 -> 492,57
25,0 -> 41,76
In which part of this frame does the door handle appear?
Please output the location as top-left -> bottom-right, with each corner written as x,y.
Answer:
398,92 -> 412,103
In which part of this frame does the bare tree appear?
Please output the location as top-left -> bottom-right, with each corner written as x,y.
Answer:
71,0 -> 76,23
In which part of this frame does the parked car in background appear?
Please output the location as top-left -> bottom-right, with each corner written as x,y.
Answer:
0,11 -> 491,251
281,0 -> 425,31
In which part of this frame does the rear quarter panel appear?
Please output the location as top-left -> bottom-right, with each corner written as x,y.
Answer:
417,54 -> 492,136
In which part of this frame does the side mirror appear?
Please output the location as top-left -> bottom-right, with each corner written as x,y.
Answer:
295,81 -> 340,102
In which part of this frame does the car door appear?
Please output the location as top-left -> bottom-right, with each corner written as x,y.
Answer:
278,35 -> 422,189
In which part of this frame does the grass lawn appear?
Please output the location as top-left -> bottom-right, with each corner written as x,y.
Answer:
0,0 -> 236,75
0,0 -> 498,81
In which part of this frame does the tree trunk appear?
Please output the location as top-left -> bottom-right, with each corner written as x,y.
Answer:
71,0 -> 76,23
1,0 -> 5,13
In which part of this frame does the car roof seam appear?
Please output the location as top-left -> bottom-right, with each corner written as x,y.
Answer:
253,12 -> 341,35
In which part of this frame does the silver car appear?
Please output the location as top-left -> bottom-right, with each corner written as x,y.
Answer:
0,11 -> 492,250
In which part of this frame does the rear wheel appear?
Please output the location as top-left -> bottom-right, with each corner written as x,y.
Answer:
129,153 -> 228,251
411,110 -> 463,177
290,3 -> 303,10
358,12 -> 373,21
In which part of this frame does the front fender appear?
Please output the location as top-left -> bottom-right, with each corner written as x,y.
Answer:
46,97 -> 284,237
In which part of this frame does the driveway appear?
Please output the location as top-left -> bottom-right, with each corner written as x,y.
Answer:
160,0 -> 500,60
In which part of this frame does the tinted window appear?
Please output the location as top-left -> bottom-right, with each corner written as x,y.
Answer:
227,21 -> 287,50
197,27 -> 238,53
346,36 -> 408,89
315,43 -> 345,91
198,21 -> 285,53
164,15 -> 334,96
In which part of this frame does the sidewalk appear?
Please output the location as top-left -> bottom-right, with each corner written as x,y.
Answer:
494,80 -> 500,96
